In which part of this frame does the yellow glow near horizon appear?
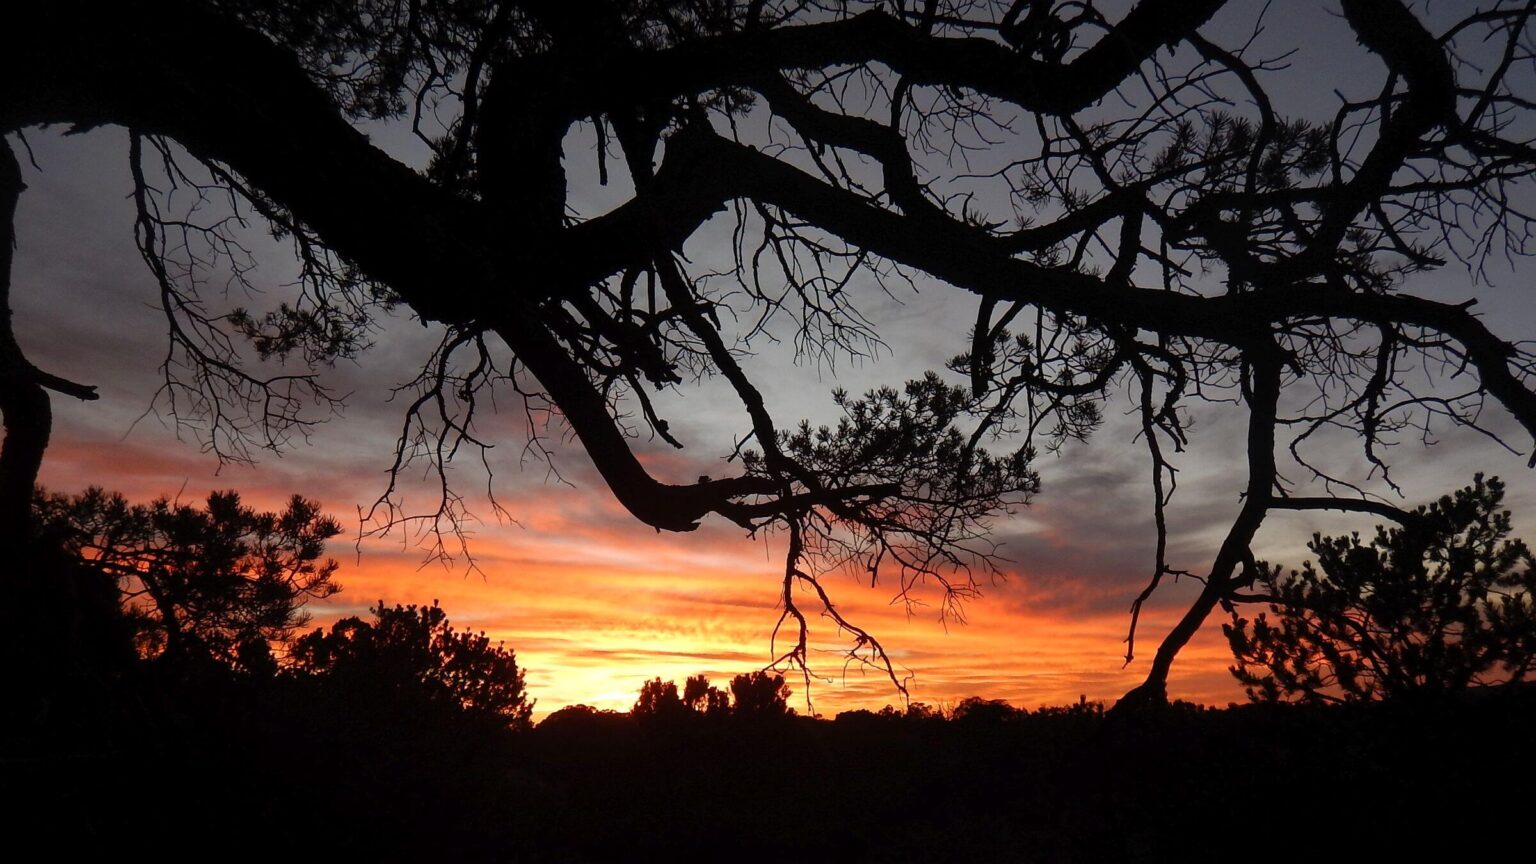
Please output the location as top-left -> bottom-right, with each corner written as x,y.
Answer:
301,540 -> 1246,719
39,433 -> 1249,720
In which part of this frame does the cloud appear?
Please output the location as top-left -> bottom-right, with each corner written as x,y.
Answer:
27,112 -> 1531,724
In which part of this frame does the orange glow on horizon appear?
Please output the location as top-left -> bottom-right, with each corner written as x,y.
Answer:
296,524 -> 1248,719
39,430 -> 1250,720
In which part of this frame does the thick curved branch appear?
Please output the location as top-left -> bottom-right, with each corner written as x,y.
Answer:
1273,0 -> 1458,280
7,0 -> 1534,551
493,1 -> 1228,128
1,0 -> 501,329
1118,346 -> 1285,708
589,129 -> 1536,450
0,139 -> 100,552
1269,497 -> 1420,525
0,139 -> 44,549
8,1 -> 1505,378
490,305 -> 776,532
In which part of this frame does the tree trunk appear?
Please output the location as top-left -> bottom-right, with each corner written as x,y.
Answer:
1115,347 -> 1283,712
0,137 -> 48,560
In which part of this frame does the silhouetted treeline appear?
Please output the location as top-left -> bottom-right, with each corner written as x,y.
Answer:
9,487 -> 1536,860
13,623 -> 1535,861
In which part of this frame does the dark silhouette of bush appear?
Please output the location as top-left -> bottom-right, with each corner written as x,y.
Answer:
290,599 -> 533,730
538,703 -> 625,731
631,676 -> 687,719
1226,475 -> 1536,702
729,671 -> 792,718
951,696 -> 1026,724
627,670 -> 791,721
1032,695 -> 1106,719
683,673 -> 730,716
35,486 -> 340,673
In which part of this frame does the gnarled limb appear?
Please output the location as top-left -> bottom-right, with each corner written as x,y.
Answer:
0,139 -> 97,556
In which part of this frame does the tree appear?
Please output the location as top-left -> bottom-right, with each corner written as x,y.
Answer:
633,670 -> 791,717
1225,475 -> 1536,703
36,486 -> 341,671
290,599 -> 534,730
632,676 -> 688,718
5,1 -> 1536,703
729,671 -> 792,717
950,696 -> 1024,724
683,673 -> 731,716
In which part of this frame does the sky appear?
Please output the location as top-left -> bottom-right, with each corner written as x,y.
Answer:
10,1 -> 1536,718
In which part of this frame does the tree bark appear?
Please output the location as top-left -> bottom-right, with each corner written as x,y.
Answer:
1114,347 -> 1283,712
0,138 -> 48,560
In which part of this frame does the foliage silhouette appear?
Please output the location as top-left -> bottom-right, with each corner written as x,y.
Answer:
291,598 -> 533,731
683,673 -> 730,716
632,676 -> 687,719
1225,475 -> 1536,702
21,683 -> 1536,858
539,702 -> 625,731
628,670 -> 790,719
4,0 -> 1536,702
728,670 -> 793,717
950,696 -> 1026,724
35,486 -> 340,672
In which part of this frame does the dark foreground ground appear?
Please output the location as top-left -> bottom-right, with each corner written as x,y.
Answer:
7,669 -> 1532,862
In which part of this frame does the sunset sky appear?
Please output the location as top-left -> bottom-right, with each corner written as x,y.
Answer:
11,1 -> 1536,718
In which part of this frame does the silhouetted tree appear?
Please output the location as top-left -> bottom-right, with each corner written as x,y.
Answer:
1225,475 -> 1536,703
537,703 -> 627,739
632,676 -> 687,719
729,671 -> 792,718
7,1 -> 1536,702
683,674 -> 730,716
291,599 -> 533,730
540,703 -> 604,726
36,487 -> 340,672
1032,695 -> 1104,720
950,696 -> 1025,724
632,673 -> 734,719
894,702 -> 941,722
